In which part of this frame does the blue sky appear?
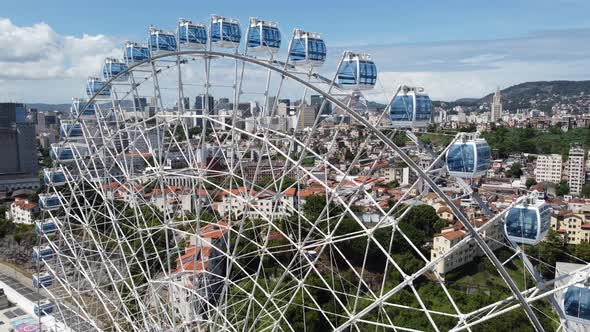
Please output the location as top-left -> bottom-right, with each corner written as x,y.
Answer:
0,0 -> 589,102
6,0 -> 590,45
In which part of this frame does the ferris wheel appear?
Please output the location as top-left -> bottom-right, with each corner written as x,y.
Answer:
32,14 -> 590,332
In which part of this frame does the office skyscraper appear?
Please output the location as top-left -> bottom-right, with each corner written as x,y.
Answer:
134,97 -> 148,112
491,88 -> 502,122
0,103 -> 39,191
194,95 -> 215,113
310,95 -> 332,115
567,144 -> 586,196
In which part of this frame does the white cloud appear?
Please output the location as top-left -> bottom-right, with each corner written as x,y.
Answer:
353,29 -> 590,101
0,18 -> 589,103
0,18 -> 120,102
372,59 -> 590,102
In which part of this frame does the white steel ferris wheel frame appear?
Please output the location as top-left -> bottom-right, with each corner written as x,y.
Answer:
37,47 -> 585,332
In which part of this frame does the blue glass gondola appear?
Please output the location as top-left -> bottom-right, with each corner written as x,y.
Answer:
446,136 -> 491,178
86,77 -> 111,98
32,246 -> 55,263
50,143 -> 75,163
36,219 -> 58,236
337,52 -> 377,91
33,273 -> 53,289
43,168 -> 66,187
124,42 -> 151,65
504,194 -> 551,245
247,18 -> 280,54
564,281 -> 590,324
288,29 -> 326,67
210,15 -> 241,48
39,193 -> 62,211
389,86 -> 432,128
178,18 -> 207,50
71,98 -> 96,119
103,58 -> 129,82
34,300 -> 54,316
149,27 -> 177,55
60,121 -> 83,138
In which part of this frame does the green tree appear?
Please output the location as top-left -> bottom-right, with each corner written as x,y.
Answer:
525,178 -> 537,188
0,217 -> 14,239
404,205 -> 441,237
505,163 -> 523,178
528,230 -> 565,278
582,184 -> 590,198
433,218 -> 448,234
302,195 -> 327,222
386,180 -> 400,189
257,176 -> 296,192
557,180 -> 570,196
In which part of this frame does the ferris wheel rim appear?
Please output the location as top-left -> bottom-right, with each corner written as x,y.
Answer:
41,48 -> 565,331
70,50 -> 544,331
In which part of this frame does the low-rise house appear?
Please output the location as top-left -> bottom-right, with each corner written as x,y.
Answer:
551,211 -> 590,244
173,221 -> 229,321
430,218 -> 503,274
217,186 -> 297,221
145,186 -> 192,217
436,205 -> 455,222
6,198 -> 38,224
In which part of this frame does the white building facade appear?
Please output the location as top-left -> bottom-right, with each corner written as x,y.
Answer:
567,145 -> 586,196
535,154 -> 563,184
6,198 -> 38,225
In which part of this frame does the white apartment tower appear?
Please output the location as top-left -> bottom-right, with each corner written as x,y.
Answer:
297,105 -> 318,129
490,87 -> 502,122
535,154 -> 563,184
567,144 -> 586,196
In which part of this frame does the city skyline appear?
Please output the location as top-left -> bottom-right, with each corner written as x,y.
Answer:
1,1 -> 590,102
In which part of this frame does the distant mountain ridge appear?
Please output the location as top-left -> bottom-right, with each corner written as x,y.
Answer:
478,80 -> 590,104
23,80 -> 590,112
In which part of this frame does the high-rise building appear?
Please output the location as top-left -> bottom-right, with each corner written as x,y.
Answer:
36,111 -> 46,134
27,108 -> 38,123
535,154 -> 563,184
490,88 -> 502,122
175,97 -> 190,111
194,95 -> 215,113
567,145 -> 585,196
44,111 -> 58,128
134,97 -> 148,112
193,95 -> 215,128
0,103 -> 20,127
0,103 -> 39,191
310,95 -> 332,115
297,105 -> 317,129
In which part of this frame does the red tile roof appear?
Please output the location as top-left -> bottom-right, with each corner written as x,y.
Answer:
13,199 -> 37,210
101,182 -> 119,190
440,230 -> 465,241
150,186 -> 180,196
21,203 -> 37,210
283,187 -> 297,196
200,221 -> 229,239
298,186 -> 325,197
437,206 -> 453,215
